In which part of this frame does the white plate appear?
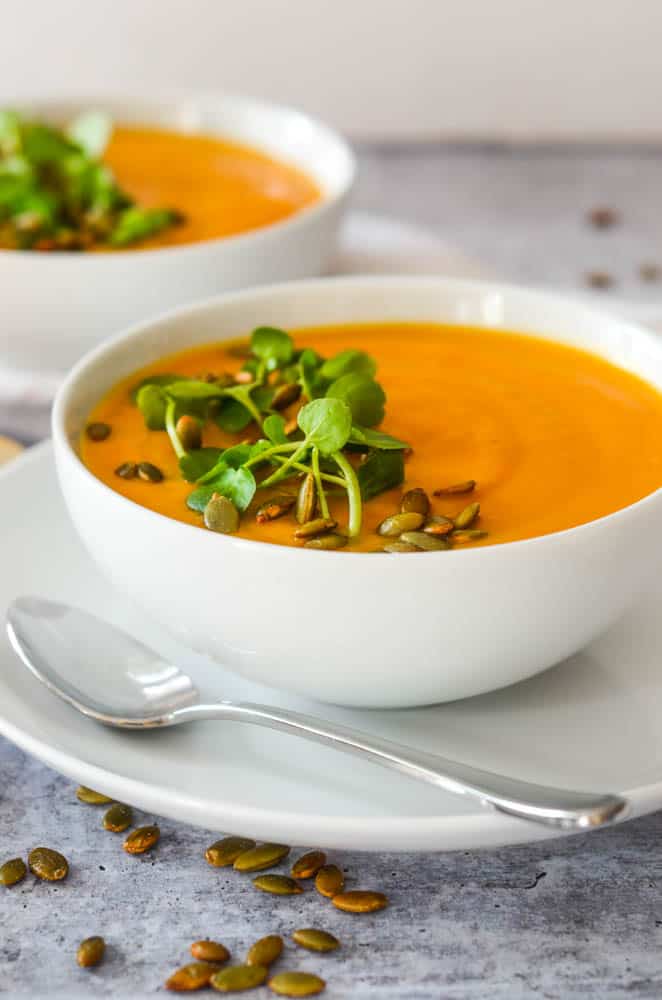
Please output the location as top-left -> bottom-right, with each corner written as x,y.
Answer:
2,442 -> 662,851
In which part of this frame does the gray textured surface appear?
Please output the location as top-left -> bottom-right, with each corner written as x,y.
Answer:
3,144 -> 662,998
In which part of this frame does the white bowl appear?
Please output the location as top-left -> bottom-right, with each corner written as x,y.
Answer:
1,95 -> 355,374
52,277 -> 662,708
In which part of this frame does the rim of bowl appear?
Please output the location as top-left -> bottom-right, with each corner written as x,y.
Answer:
53,274 -> 662,560
0,91 -> 356,262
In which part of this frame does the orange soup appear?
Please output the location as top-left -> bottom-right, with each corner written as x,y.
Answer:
81,323 -> 662,551
104,125 -> 321,248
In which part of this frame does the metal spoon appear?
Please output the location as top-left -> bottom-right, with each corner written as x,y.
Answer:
6,596 -> 627,831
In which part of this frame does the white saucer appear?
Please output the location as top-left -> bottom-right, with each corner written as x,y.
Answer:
2,443 -> 662,852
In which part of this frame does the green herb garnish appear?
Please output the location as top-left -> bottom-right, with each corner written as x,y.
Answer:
132,326 -> 411,543
0,110 -> 182,250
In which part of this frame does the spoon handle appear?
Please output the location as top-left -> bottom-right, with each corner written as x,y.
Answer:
178,700 -> 626,830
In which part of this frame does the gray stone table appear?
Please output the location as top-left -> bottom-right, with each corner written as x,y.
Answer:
2,143 -> 662,998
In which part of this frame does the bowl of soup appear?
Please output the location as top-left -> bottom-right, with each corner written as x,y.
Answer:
1,96 -> 354,373
52,276 -> 662,708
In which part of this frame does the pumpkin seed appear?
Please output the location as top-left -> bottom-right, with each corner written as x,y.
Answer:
233,843 -> 290,872
210,964 -> 268,992
377,512 -> 424,536
234,370 -> 254,385
452,528 -> 488,543
292,929 -> 339,953
422,515 -> 454,536
103,802 -> 133,833
294,517 -> 337,539
256,495 -> 296,524
123,825 -> 160,855
383,541 -> 420,553
246,935 -> 283,967
76,786 -> 113,805
204,494 -> 240,534
454,501 -> 480,529
77,936 -> 105,968
433,480 -> 476,496
399,531 -> 450,551
28,847 -> 68,881
314,864 -> 344,898
137,461 -> 163,483
272,383 -> 302,410
191,941 -> 231,963
0,857 -> 27,886
253,874 -> 302,895
114,461 -> 137,480
284,418 -> 299,437
166,962 -> 218,991
85,422 -> 111,442
176,415 -> 202,451
205,836 -> 256,868
291,850 -> 326,879
296,473 -> 316,524
400,488 -> 430,516
332,890 -> 389,913
226,342 -> 251,359
268,971 -> 326,997
304,533 -> 347,550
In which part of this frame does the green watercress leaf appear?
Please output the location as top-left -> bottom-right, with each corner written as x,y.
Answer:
250,326 -> 294,372
136,383 -> 168,430
214,398 -> 254,433
319,349 -> 376,382
348,425 -> 409,450
109,206 -> 182,247
187,465 -> 256,513
326,373 -> 385,427
163,380 -> 225,401
357,449 -> 405,501
263,413 -> 288,444
67,111 -> 112,158
179,448 -> 223,483
130,373 -> 187,403
297,398 -> 352,456
298,348 -> 324,400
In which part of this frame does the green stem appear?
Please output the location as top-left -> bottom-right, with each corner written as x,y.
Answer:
312,446 -> 330,519
267,455 -> 346,488
164,397 -> 186,460
243,441 -> 299,470
223,385 -> 264,430
260,442 -> 310,488
332,450 -> 362,537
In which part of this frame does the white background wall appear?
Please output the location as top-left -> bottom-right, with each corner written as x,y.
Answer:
1,0 -> 660,141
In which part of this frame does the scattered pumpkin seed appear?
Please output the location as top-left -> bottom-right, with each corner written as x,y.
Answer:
314,864 -> 344,898
102,802 -> 133,833
123,825 -> 160,855
233,843 -> 290,873
272,383 -> 302,410
204,494 -> 240,534
296,473 -> 316,524
400,488 -> 430,516
332,890 -> 389,914
451,529 -> 488,543
28,847 -> 68,881
234,370 -> 254,385
191,941 -> 231,963
211,964 -> 268,992
0,857 -> 27,886
284,418 -> 299,437
114,461 -> 137,480
304,533 -> 347,550
291,850 -> 326,879
137,461 -> 164,483
454,501 -> 480,529
292,929 -> 339,953
377,512 -> 424,536
77,936 -> 105,968
205,836 -> 256,868
268,971 -> 326,996
422,515 -> 454,536
226,342 -> 251,359
256,495 -> 296,523
399,531 -> 450,551
85,421 -> 111,442
76,786 -> 113,805
294,517 -> 337,539
383,541 -> 420,553
176,415 -> 202,451
246,935 -> 283,967
433,480 -> 476,496
253,874 -> 302,895
166,962 -> 219,991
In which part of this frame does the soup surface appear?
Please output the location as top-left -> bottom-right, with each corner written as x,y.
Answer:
104,125 -> 321,248
81,323 -> 662,551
